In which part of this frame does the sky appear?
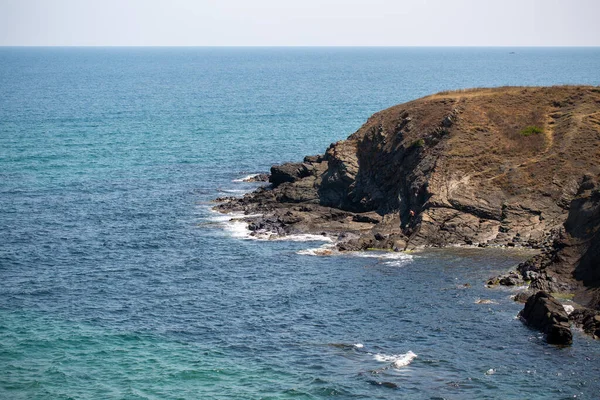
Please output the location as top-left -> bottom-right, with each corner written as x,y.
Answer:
0,0 -> 599,46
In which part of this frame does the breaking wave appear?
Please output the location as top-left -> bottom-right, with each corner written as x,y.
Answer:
373,351 -> 417,368
232,173 -> 261,183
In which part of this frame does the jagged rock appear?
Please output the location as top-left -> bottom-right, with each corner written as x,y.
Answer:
528,274 -> 570,293
243,173 -> 270,182
270,163 -> 311,187
514,291 -> 532,303
303,154 -> 323,163
523,270 -> 540,281
393,239 -> 407,252
513,176 -> 600,320
570,309 -> 600,338
488,270 -> 525,287
374,232 -> 386,241
519,291 -> 573,345
499,271 -> 523,286
352,212 -> 382,224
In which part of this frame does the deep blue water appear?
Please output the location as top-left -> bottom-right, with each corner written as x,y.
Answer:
1,47 -> 600,399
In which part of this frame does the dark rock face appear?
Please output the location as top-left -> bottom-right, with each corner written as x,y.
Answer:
486,177 -> 600,341
519,291 -> 573,345
559,182 -> 600,288
270,163 -> 312,187
569,308 -> 600,339
496,176 -> 600,313
513,291 -> 532,303
487,270 -> 525,286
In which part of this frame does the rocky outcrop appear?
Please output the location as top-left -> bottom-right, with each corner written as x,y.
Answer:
493,175 -> 600,316
215,86 -> 600,254
243,173 -> 269,183
270,162 -> 312,187
569,308 -> 600,339
555,176 -> 600,294
519,291 -> 573,345
487,270 -> 524,286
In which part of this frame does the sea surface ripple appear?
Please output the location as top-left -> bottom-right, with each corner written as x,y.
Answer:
1,47 -> 600,399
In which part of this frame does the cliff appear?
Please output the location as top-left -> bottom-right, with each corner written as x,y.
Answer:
516,175 -> 600,310
216,85 -> 600,305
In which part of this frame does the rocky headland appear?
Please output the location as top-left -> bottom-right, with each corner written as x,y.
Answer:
215,86 -> 600,339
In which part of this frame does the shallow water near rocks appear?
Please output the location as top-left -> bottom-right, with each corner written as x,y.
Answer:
2,47 -> 600,399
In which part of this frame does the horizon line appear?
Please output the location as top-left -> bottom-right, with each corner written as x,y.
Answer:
1,44 -> 600,49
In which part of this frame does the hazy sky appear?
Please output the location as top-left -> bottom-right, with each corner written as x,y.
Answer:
1,0 -> 599,46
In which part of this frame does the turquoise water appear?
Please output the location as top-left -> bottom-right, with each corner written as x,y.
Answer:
1,47 -> 600,399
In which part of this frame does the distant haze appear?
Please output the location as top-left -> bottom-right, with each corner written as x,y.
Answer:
1,0 -> 599,46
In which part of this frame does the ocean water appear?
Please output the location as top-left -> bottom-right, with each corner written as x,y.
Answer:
1,47 -> 600,399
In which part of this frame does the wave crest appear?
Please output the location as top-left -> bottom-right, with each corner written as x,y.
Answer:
374,351 -> 417,368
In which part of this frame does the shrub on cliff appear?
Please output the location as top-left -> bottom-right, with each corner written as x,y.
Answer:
520,126 -> 543,136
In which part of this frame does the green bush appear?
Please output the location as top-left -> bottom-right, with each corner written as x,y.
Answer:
411,139 -> 425,148
520,126 -> 543,136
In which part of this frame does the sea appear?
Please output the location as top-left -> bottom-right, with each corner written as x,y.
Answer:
1,47 -> 600,399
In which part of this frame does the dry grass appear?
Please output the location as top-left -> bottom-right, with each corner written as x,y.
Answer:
363,86 -> 600,199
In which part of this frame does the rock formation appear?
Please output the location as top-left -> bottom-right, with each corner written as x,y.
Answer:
502,175 -> 600,319
216,86 -> 600,249
519,291 -> 573,345
215,86 -> 600,315
569,308 -> 600,339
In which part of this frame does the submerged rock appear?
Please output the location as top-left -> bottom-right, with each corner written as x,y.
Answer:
513,291 -> 532,303
367,380 -> 398,389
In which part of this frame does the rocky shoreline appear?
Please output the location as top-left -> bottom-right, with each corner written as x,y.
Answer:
214,86 -> 600,343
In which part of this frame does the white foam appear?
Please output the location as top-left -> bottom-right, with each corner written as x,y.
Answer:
219,218 -> 252,239
275,234 -> 332,242
297,243 -> 336,256
353,251 -> 413,260
349,251 -> 413,267
208,210 -> 332,243
298,247 -> 414,262
563,304 -> 575,315
475,299 -> 497,305
353,343 -> 364,349
232,174 -> 261,183
374,351 -> 417,368
208,210 -> 261,222
244,233 -> 333,242
206,210 -> 262,239
384,259 -> 413,267
217,188 -> 248,195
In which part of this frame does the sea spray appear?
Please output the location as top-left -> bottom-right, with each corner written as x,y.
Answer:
373,351 -> 418,368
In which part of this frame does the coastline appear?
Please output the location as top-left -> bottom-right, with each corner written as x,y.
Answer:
214,85 -> 600,343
